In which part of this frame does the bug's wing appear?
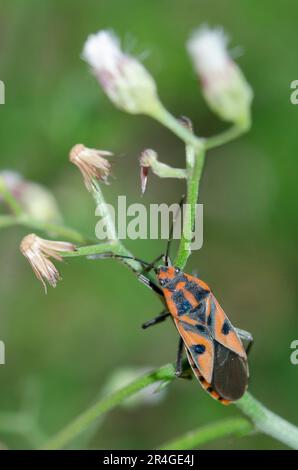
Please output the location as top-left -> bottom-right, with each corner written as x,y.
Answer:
181,319 -> 248,401
185,348 -> 230,405
174,316 -> 214,383
208,294 -> 246,359
211,340 -> 248,401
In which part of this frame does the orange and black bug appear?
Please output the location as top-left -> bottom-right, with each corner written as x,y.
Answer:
98,201 -> 253,405
99,249 -> 253,405
143,263 -> 253,404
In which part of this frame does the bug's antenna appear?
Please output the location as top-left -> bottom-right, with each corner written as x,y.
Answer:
90,253 -> 152,268
164,195 -> 185,266
142,253 -> 164,273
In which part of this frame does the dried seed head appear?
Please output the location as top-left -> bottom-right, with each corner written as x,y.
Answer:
82,30 -> 160,115
20,234 -> 75,292
69,144 -> 113,191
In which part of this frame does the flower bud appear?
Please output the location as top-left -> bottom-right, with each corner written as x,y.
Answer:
187,27 -> 253,126
69,144 -> 112,191
20,234 -> 75,292
0,171 -> 62,223
82,30 -> 160,115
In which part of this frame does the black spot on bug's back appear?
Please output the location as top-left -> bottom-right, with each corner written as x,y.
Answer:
207,297 -> 216,331
196,324 -> 206,333
207,386 -> 213,393
193,344 -> 206,355
171,290 -> 192,315
221,319 -> 231,336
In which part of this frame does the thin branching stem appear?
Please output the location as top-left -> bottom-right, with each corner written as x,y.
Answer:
160,417 -> 253,450
205,123 -> 250,150
175,146 -> 205,269
40,363 -> 298,450
151,104 -> 203,150
0,214 -> 94,244
237,393 -> 298,450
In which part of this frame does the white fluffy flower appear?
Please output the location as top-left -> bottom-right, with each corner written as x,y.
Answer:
188,27 -> 230,77
187,26 -> 253,126
82,30 -> 160,115
82,31 -> 122,73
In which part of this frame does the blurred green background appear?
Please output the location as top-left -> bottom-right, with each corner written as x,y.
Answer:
0,0 -> 297,450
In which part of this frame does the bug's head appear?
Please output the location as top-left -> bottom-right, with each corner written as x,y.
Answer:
156,265 -> 181,287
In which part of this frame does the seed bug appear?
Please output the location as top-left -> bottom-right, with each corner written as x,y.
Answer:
100,215 -> 253,404
144,263 -> 253,403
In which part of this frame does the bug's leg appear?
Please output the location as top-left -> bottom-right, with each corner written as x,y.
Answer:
138,273 -> 164,297
235,328 -> 254,355
175,337 -> 185,377
142,310 -> 170,329
174,338 -> 192,379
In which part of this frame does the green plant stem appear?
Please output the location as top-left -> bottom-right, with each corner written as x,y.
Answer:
0,214 -> 93,244
175,147 -> 205,269
40,363 -> 175,450
92,182 -> 117,242
205,123 -> 249,150
62,241 -> 142,274
237,392 -> 298,450
151,104 -> 203,150
40,362 -> 298,450
160,417 -> 253,450
62,242 -> 120,258
149,161 -> 187,179
88,181 -> 144,273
